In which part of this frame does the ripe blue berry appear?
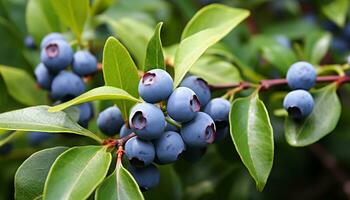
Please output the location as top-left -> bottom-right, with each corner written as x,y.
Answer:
77,103 -> 94,128
41,40 -> 73,73
25,36 -> 36,49
181,112 -> 216,147
129,103 -> 165,140
138,69 -> 173,103
40,32 -> 66,49
154,131 -> 185,164
72,51 -> 98,76
167,87 -> 201,122
182,146 -> 206,162
28,132 -> 53,146
51,71 -> 85,101
120,124 -> 133,137
283,90 -> 314,119
128,164 -> 160,190
203,98 -> 231,128
286,61 -> 316,90
97,106 -> 124,136
34,63 -> 54,90
125,137 -> 155,167
180,76 -> 211,106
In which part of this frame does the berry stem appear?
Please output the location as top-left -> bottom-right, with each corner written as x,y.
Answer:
209,75 -> 350,91
165,117 -> 182,129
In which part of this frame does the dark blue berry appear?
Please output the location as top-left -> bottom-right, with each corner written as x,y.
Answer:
34,63 -> 54,90
203,98 -> 231,129
97,106 -> 124,136
283,90 -> 314,119
72,51 -> 98,76
125,137 -> 155,167
129,103 -> 165,140
138,69 -> 173,103
181,112 -> 216,148
24,35 -> 36,49
286,61 -> 316,90
51,71 -> 85,101
180,76 -> 211,106
41,40 -> 73,73
28,132 -> 53,146
40,32 -> 66,49
0,143 -> 13,155
128,164 -> 160,190
167,87 -> 200,122
154,131 -> 185,164
77,103 -> 94,128
120,124 -> 133,138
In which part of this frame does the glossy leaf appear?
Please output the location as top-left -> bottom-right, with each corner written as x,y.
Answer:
0,66 -> 48,106
26,0 -> 62,43
304,31 -> 331,64
144,22 -> 165,71
102,37 -> 140,119
285,84 -> 341,146
95,162 -> 144,200
321,0 -> 348,27
43,146 -> 112,200
50,0 -> 89,39
91,0 -> 115,16
230,93 -> 274,191
15,147 -> 68,200
190,56 -> 241,84
0,106 -> 102,143
49,86 -> 141,112
106,17 -> 153,68
173,4 -> 249,87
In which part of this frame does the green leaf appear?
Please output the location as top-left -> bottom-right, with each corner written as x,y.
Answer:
0,66 -> 48,106
26,0 -> 62,44
102,37 -> 140,119
44,146 -> 112,200
49,86 -> 141,112
144,22 -> 165,71
190,56 -> 241,84
15,147 -> 68,200
95,162 -> 144,200
91,0 -> 116,16
252,36 -> 297,74
0,106 -> 102,143
285,84 -> 341,146
144,165 -> 182,200
50,0 -> 89,39
230,93 -> 274,191
304,31 -> 332,65
106,17 -> 154,68
321,0 -> 349,27
173,4 -> 249,87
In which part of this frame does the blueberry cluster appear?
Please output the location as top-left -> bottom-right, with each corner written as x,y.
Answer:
97,69 -> 231,190
283,61 -> 316,120
35,32 -> 98,128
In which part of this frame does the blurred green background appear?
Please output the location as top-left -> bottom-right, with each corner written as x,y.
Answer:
1,0 -> 350,199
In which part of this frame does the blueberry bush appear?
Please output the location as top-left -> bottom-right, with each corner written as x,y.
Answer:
1,0 -> 350,199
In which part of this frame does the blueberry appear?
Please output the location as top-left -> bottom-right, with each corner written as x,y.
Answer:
167,87 -> 200,122
128,164 -> 160,190
0,143 -> 13,155
283,90 -> 314,120
24,35 -> 36,49
182,146 -> 206,162
138,69 -> 173,103
180,76 -> 211,106
41,40 -> 73,73
154,131 -> 185,164
72,51 -> 98,76
274,35 -> 291,48
34,63 -> 54,90
97,106 -> 124,136
40,32 -> 66,49
215,127 -> 228,142
125,137 -> 155,167
203,98 -> 231,129
181,112 -> 216,147
28,132 -> 53,146
286,61 -> 316,90
77,103 -> 94,128
129,103 -> 165,140
331,37 -> 348,53
51,71 -> 85,101
120,124 -> 133,137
